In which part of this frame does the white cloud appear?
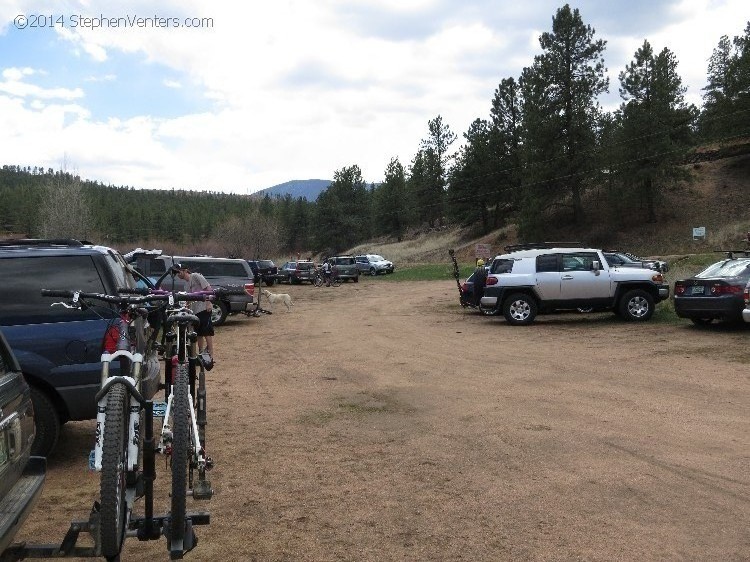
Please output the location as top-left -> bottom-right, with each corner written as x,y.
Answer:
0,0 -> 747,193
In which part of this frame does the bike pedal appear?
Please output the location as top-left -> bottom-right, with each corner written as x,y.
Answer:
192,479 -> 213,500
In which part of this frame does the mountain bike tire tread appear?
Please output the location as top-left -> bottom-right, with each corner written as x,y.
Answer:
169,363 -> 190,556
100,383 -> 129,560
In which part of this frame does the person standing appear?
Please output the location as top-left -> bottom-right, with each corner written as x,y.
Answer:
173,263 -> 215,369
473,258 -> 487,308
322,259 -> 333,286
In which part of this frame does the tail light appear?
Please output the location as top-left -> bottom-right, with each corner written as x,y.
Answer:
485,276 -> 498,286
744,286 -> 750,304
102,323 -> 120,354
461,282 -> 469,292
675,283 -> 685,295
244,282 -> 255,296
710,284 -> 742,295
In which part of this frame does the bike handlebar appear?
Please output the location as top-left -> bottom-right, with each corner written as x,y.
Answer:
40,289 -> 214,304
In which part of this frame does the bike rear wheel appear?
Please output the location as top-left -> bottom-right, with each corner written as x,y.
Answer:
314,276 -> 324,287
100,383 -> 130,560
331,278 -> 342,287
169,363 -> 191,556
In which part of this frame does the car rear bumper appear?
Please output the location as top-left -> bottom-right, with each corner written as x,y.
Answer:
0,456 -> 45,553
674,296 -> 743,320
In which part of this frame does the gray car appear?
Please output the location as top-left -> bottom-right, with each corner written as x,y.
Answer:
0,329 -> 45,553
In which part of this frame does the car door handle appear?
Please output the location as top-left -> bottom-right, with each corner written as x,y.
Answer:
561,275 -> 574,280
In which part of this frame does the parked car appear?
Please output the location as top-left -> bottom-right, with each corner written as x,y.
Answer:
355,254 -> 394,275
276,260 -> 317,284
129,252 -> 255,326
0,328 -> 45,554
329,256 -> 359,282
480,244 -> 669,324
674,253 -> 750,325
603,251 -> 669,273
277,261 -> 297,284
0,238 -> 159,457
247,259 -> 278,286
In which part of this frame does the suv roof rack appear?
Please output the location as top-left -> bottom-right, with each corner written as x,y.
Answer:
504,242 -> 584,253
716,249 -> 750,259
0,238 -> 89,247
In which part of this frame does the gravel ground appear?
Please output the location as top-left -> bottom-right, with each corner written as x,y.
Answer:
12,278 -> 750,561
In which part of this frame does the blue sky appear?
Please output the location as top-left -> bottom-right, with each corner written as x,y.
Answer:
0,1 -> 747,194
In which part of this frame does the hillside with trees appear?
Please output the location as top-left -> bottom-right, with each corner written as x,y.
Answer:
1,5 -> 748,260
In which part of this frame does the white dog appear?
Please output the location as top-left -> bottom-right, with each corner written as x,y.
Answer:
261,288 -> 294,311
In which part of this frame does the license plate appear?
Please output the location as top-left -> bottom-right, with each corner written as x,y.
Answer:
152,401 -> 167,418
691,285 -> 705,295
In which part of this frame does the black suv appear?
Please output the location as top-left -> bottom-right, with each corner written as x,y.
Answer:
0,328 -> 45,553
247,259 -> 278,286
0,239 -> 158,457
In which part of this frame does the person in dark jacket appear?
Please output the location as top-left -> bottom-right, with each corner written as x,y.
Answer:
473,259 -> 487,307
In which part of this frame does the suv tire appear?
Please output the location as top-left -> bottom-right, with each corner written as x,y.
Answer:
30,386 -> 60,457
619,289 -> 654,321
211,301 -> 229,326
265,278 -> 275,287
503,293 -> 537,325
369,267 -> 377,276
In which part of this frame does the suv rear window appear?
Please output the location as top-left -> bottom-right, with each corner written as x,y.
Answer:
297,262 -> 315,271
181,261 -> 250,277
490,259 -> 514,274
333,257 -> 355,265
258,260 -> 274,268
0,255 -> 110,324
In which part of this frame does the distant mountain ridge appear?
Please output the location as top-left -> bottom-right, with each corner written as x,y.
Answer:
254,179 -> 331,200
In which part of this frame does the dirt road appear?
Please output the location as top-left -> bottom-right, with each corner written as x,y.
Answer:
14,279 -> 750,561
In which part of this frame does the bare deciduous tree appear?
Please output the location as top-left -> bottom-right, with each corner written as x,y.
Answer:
213,210 -> 281,259
37,172 -> 94,240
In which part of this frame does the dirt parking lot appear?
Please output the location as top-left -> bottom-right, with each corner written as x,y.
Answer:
13,278 -> 750,561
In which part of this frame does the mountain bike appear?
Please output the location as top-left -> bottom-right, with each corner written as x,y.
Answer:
41,288 -> 218,561
153,292 -> 215,559
41,289 -> 171,560
313,267 -> 341,287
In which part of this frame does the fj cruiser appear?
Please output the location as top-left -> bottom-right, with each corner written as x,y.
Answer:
129,252 -> 255,326
0,239 -> 158,457
480,244 -> 670,325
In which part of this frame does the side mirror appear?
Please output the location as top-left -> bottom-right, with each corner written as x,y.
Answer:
592,260 -> 601,275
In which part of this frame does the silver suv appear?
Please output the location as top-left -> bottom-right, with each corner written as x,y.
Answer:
329,256 -> 359,282
355,254 -> 394,275
480,245 -> 670,325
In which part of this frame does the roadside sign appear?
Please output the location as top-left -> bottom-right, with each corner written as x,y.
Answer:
692,227 -> 706,240
475,244 -> 492,260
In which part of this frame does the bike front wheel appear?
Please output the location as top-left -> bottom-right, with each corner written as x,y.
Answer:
100,383 -> 130,560
331,278 -> 342,287
169,363 -> 191,556
314,276 -> 324,287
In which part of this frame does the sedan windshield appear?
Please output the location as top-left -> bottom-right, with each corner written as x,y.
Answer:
696,259 -> 750,278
